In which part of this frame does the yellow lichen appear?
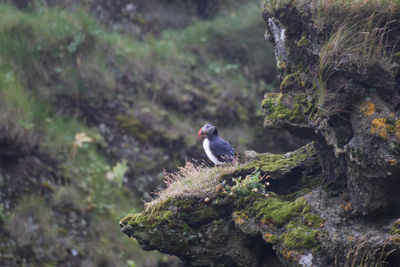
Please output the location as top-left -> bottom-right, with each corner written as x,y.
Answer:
370,118 -> 400,141
371,118 -> 389,139
395,120 -> 400,139
340,202 -> 352,212
263,232 -> 279,243
281,249 -> 299,261
232,211 -> 249,226
360,102 -> 375,116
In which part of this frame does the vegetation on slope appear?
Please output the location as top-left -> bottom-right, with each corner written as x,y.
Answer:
0,1 -> 280,266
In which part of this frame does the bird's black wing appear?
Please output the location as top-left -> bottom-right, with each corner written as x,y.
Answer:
210,137 -> 235,162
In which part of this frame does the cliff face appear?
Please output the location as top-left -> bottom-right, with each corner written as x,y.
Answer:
262,0 -> 400,215
121,1 -> 400,266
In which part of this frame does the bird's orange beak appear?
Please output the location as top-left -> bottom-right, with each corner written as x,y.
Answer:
198,128 -> 205,137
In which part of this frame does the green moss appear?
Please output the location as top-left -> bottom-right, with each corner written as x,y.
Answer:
282,221 -> 319,250
303,213 -> 325,227
228,170 -> 266,196
240,142 -> 316,174
262,92 -> 285,118
252,197 -> 307,226
263,232 -> 280,244
239,193 -> 322,251
172,198 -> 221,225
280,73 -> 301,91
297,34 -> 309,48
231,193 -> 265,213
390,219 -> 400,235
262,92 -> 316,124
121,197 -> 221,235
122,201 -> 176,230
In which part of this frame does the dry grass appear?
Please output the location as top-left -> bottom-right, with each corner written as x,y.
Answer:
313,0 -> 400,30
263,0 -> 400,79
264,0 -> 400,85
318,0 -> 400,80
343,237 -> 396,267
145,161 -> 237,208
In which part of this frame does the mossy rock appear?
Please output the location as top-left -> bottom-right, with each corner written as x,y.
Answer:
251,196 -> 307,226
281,221 -> 319,251
120,143 -> 327,265
390,219 -> 400,235
262,92 -> 316,126
303,213 -> 325,228
238,142 -> 317,175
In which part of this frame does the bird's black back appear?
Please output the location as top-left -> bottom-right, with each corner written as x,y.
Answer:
208,135 -> 234,162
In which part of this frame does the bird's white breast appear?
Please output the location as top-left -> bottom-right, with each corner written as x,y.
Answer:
203,138 -> 224,166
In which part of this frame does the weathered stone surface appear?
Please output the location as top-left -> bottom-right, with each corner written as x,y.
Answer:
263,0 -> 400,215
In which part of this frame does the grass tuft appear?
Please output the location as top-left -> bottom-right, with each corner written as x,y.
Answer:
319,0 -> 400,80
263,0 -> 400,83
146,161 -> 236,208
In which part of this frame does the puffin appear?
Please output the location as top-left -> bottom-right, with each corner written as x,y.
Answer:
197,123 -> 235,166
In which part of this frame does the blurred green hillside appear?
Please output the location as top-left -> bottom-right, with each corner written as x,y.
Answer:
0,0 -> 287,266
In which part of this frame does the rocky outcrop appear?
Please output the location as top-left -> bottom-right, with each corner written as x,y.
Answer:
120,142 -> 400,266
121,1 -> 400,266
121,144 -> 322,266
262,0 -> 400,215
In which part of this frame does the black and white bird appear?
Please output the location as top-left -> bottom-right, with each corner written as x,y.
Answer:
197,123 -> 235,166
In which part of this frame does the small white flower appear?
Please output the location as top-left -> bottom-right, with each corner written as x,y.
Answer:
74,132 -> 93,147
252,188 -> 258,192
71,249 -> 78,257
105,171 -> 114,181
204,197 -> 210,202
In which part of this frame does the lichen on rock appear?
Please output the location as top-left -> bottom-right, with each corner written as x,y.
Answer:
263,0 -> 400,215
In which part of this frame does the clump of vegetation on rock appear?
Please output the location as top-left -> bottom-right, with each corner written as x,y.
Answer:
120,144 -> 324,266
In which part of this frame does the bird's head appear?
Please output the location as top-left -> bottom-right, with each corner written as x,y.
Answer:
198,123 -> 217,138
